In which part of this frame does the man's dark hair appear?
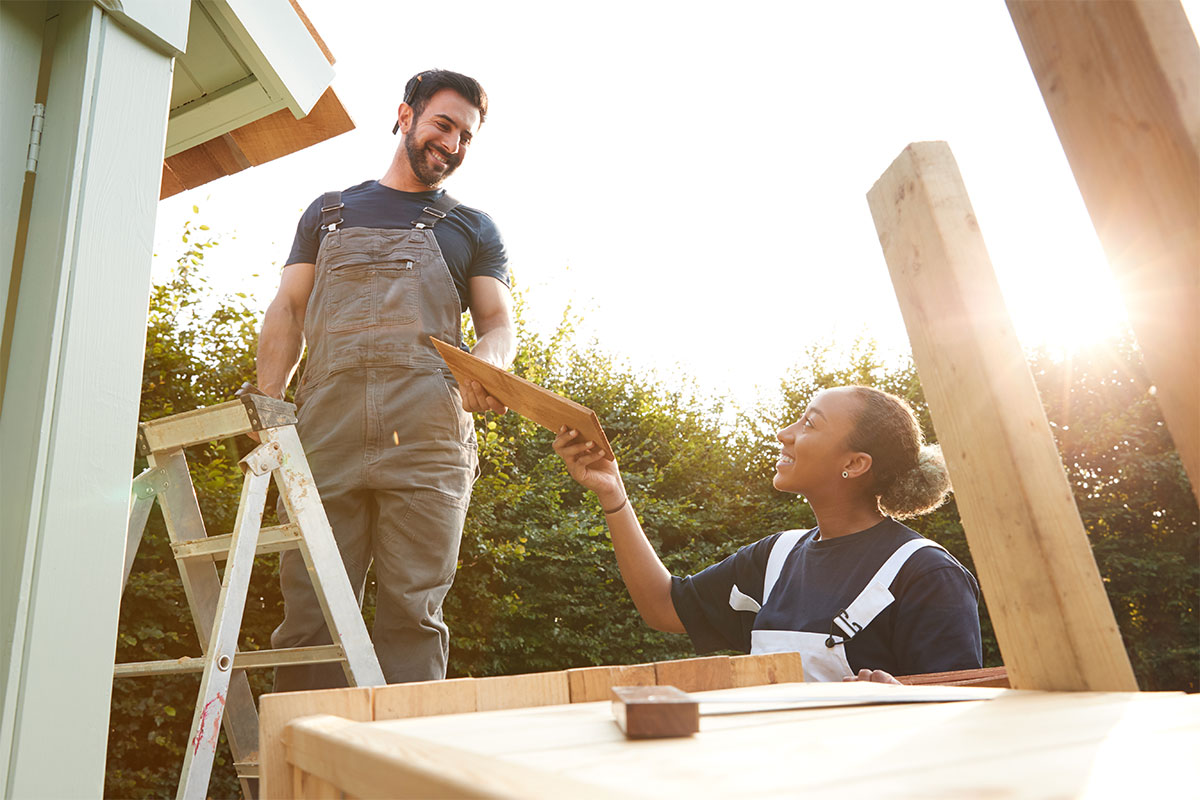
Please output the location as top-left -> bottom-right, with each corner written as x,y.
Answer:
404,69 -> 488,125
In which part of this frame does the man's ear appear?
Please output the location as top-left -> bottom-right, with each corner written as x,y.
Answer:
844,452 -> 873,480
396,102 -> 414,135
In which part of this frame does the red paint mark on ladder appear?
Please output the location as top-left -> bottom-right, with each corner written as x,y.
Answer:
191,693 -> 227,756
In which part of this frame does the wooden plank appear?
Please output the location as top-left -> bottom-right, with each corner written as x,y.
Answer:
374,677 -> 477,720
611,686 -> 698,739
566,664 -> 656,703
729,652 -> 804,687
284,714 -> 612,800
475,671 -> 570,712
431,337 -> 615,460
160,162 -> 185,199
897,666 -> 1010,688
653,656 -> 733,693
138,400 -> 251,453
259,686 -> 372,800
229,86 -> 354,167
1007,0 -> 1200,506
866,141 -> 1138,692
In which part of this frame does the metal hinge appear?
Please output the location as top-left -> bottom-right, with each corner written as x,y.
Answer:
26,103 -> 45,174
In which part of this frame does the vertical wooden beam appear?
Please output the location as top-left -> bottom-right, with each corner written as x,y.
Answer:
259,686 -> 373,800
1007,0 -> 1200,505
867,141 -> 1138,692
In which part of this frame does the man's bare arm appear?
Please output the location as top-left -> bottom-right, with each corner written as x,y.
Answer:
461,275 -> 516,413
256,263 -> 315,399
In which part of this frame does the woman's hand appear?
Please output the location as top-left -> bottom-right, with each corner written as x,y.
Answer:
843,668 -> 902,685
552,426 -> 625,508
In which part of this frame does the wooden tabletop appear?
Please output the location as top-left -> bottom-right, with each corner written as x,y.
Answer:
283,681 -> 1200,798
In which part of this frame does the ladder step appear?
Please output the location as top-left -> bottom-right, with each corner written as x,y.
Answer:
234,758 -> 259,779
136,395 -> 296,455
114,645 -> 345,677
172,523 -> 303,560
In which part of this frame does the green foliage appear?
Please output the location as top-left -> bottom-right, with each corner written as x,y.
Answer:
108,224 -> 1197,797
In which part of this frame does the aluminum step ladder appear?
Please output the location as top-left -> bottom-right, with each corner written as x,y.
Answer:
115,395 -> 386,800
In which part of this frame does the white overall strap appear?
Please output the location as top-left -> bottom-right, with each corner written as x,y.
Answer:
832,538 -> 945,639
761,529 -> 808,606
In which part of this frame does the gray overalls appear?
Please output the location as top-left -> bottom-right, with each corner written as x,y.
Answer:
271,192 -> 478,691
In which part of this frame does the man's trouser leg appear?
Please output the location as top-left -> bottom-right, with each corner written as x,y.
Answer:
270,481 -> 372,692
371,476 -> 471,684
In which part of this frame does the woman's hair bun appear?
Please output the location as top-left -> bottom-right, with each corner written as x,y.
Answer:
878,443 -> 952,520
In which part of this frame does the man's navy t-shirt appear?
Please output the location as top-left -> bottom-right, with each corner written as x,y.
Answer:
285,180 -> 509,312
670,519 -> 983,676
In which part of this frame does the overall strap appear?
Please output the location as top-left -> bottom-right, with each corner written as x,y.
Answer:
412,192 -> 461,229
761,530 -> 809,606
319,191 -> 344,232
831,538 -> 945,639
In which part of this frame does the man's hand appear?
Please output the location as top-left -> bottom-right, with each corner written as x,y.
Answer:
460,379 -> 507,415
235,382 -> 273,442
843,668 -> 902,685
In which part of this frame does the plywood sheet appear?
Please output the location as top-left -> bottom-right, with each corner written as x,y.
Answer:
431,337 -> 614,459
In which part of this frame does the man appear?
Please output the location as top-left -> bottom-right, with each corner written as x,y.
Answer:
252,69 -> 515,691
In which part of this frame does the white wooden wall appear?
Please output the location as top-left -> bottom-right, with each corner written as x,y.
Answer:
0,2 -> 180,796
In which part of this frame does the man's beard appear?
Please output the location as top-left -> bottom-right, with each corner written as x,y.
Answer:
405,135 -> 461,188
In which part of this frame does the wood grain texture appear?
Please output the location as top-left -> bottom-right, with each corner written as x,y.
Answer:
653,656 -> 733,693
475,671 -> 571,712
611,686 -> 699,739
431,337 -> 614,459
374,677 -> 477,720
259,686 -> 372,800
729,652 -> 804,687
1007,0 -> 1200,505
566,664 -> 657,703
867,141 -> 1138,692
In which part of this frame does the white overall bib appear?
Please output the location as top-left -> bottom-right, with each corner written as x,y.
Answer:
733,530 -> 946,682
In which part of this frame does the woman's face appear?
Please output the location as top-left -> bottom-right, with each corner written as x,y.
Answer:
773,388 -> 865,494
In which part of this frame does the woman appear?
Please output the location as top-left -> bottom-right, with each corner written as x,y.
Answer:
553,385 -> 982,682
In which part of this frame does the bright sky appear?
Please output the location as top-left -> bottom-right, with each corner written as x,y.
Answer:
153,1 -> 1200,410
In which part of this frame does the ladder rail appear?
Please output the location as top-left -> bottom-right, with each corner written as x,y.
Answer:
176,455 -> 274,800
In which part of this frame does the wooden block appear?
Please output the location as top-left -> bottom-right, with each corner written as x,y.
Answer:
730,652 -> 804,687
897,666 -> 1010,688
867,141 -> 1138,692
1007,0 -> 1200,506
259,686 -> 372,800
475,671 -> 570,712
653,656 -> 733,693
567,664 -> 657,703
430,337 -> 614,460
611,686 -> 699,739
374,677 -> 477,720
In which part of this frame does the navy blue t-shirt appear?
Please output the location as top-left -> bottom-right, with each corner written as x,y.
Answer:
285,180 -> 509,312
670,518 -> 983,676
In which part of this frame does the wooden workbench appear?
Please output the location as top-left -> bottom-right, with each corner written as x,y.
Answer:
281,681 -> 1199,798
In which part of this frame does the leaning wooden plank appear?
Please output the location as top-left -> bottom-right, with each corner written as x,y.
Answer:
374,677 -> 477,720
284,714 -> 611,800
653,656 -> 733,693
475,671 -> 570,712
431,337 -> 614,460
259,686 -> 372,800
567,664 -> 657,703
867,141 -> 1138,691
730,652 -> 804,687
1007,0 -> 1200,505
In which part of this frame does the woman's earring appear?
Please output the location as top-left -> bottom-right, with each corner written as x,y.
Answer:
842,471 -> 849,479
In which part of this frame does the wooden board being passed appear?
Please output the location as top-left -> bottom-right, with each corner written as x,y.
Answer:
431,337 -> 614,460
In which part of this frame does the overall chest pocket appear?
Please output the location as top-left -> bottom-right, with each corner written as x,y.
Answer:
324,251 -> 421,332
